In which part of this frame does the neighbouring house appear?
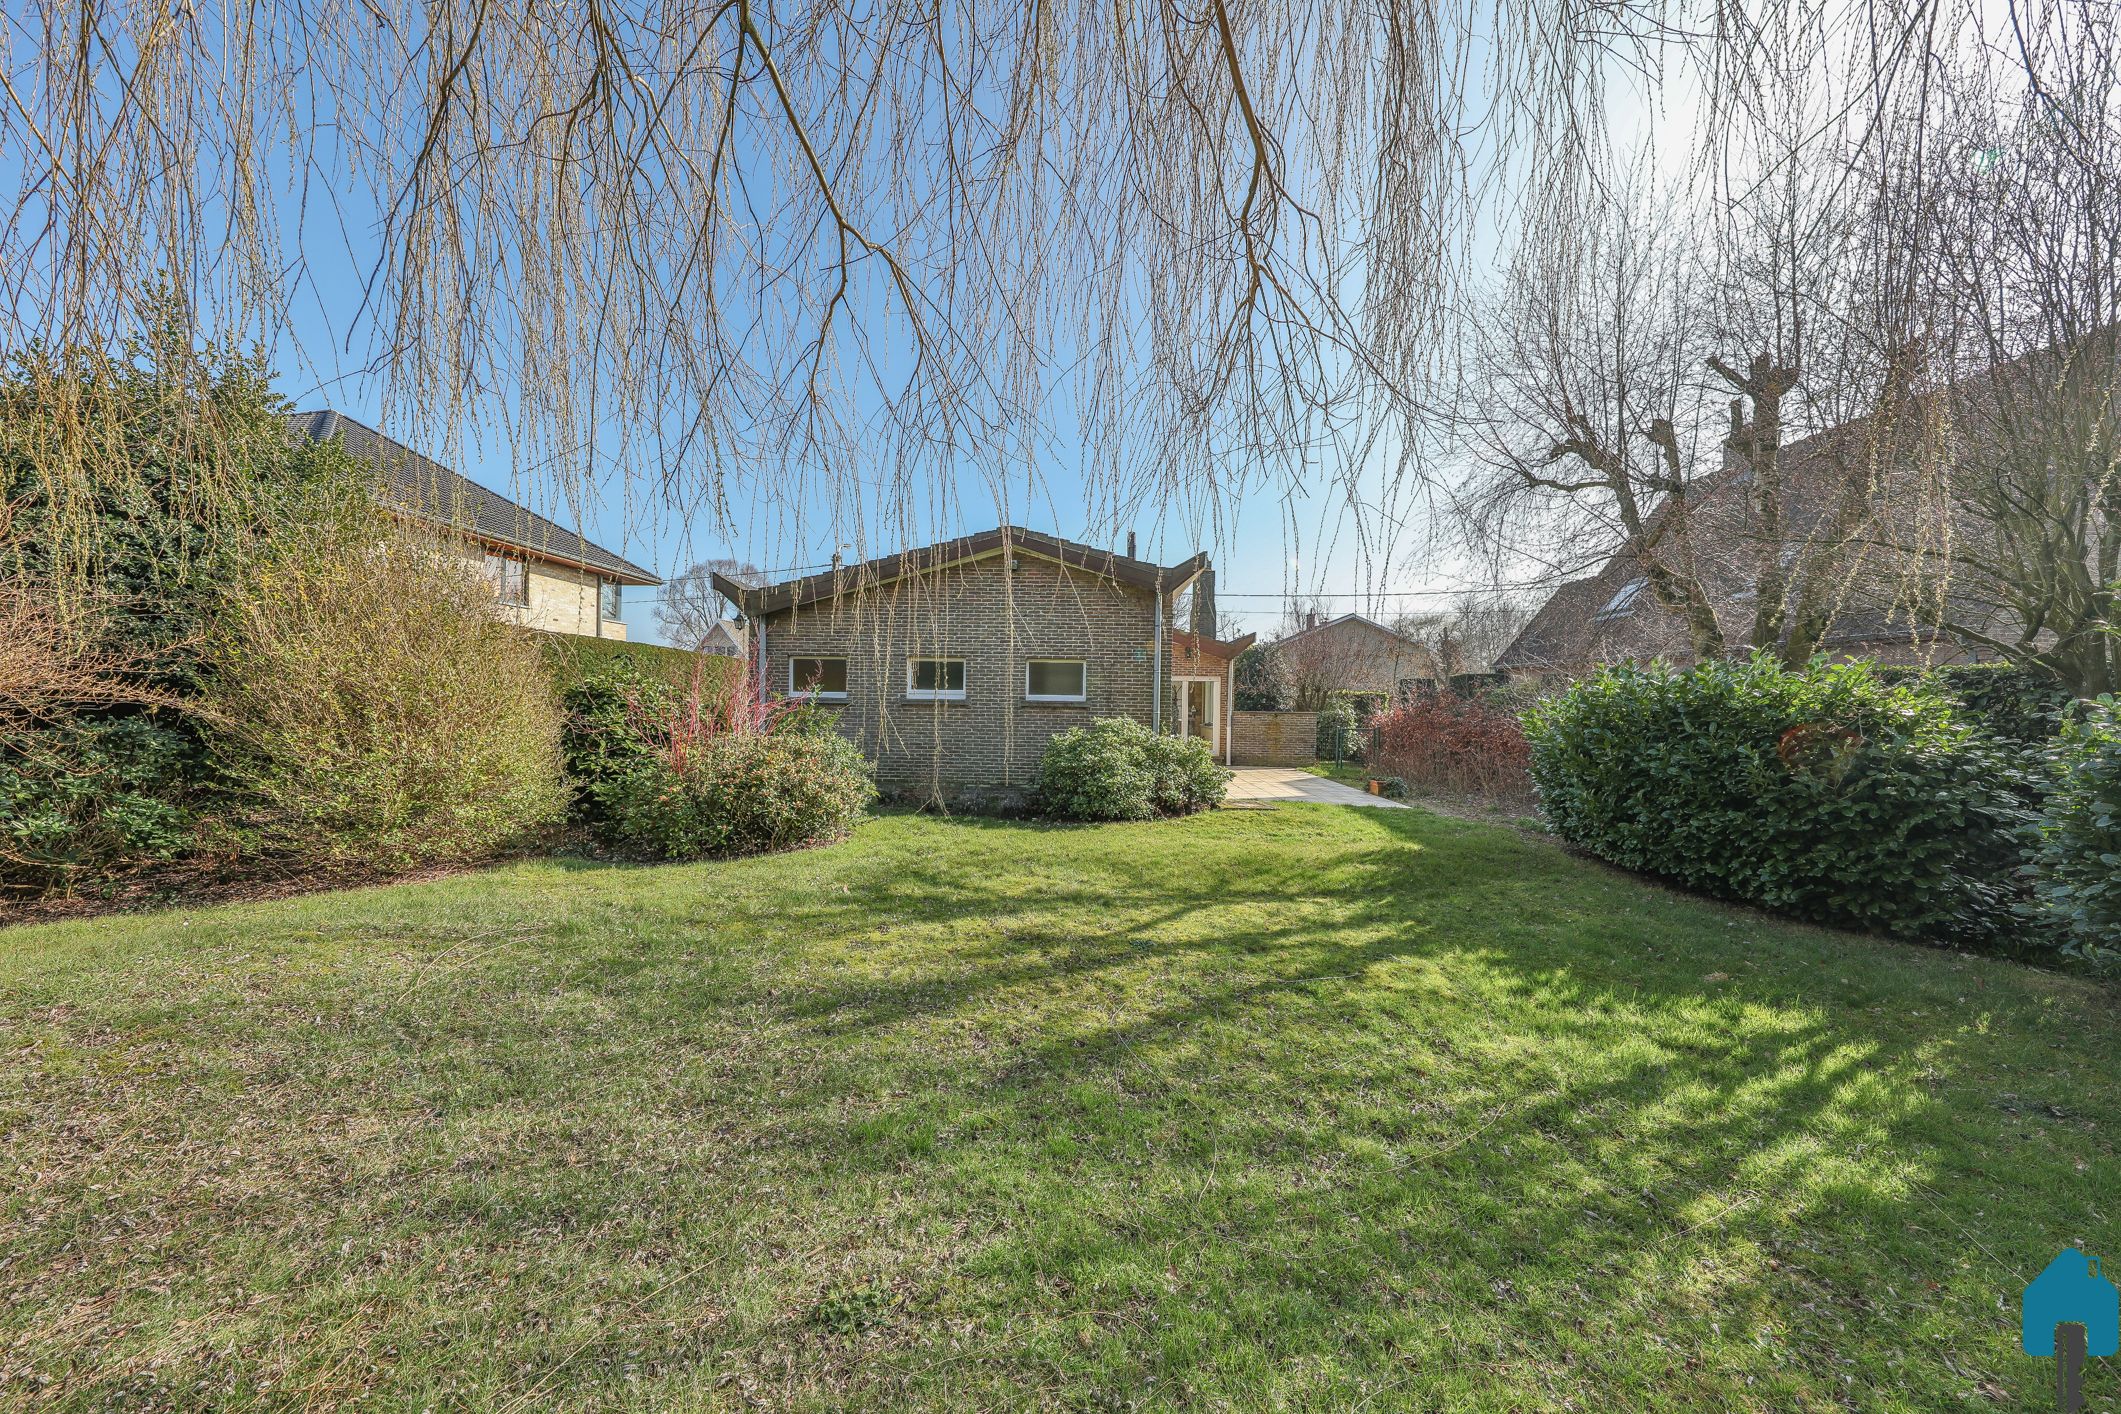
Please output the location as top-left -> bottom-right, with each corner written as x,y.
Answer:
1493,332 -> 2121,687
1491,420 -> 2019,685
1274,612 -> 1436,707
712,527 -> 1254,802
692,619 -> 748,657
287,410 -> 660,639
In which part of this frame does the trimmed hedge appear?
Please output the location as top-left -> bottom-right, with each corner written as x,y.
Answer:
2032,696 -> 2121,967
1036,718 -> 1230,821
541,633 -> 735,690
1524,655 -> 2037,948
1875,663 -> 2077,743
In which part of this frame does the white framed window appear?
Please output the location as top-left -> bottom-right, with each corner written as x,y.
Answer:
484,551 -> 528,606
906,658 -> 967,701
1025,659 -> 1087,702
599,579 -> 623,620
788,656 -> 848,699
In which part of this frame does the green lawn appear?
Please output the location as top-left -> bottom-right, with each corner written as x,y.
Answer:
2,806 -> 2114,1411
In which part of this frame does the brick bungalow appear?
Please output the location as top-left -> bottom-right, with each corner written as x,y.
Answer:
713,528 -> 1254,802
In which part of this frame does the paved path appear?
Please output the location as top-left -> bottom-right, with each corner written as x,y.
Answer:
1224,766 -> 1407,808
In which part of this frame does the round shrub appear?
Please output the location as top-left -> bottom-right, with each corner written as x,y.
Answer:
600,730 -> 875,860
2032,696 -> 2121,968
1036,717 -> 1229,821
1524,655 -> 2036,947
204,534 -> 568,872
1142,729 -> 1232,816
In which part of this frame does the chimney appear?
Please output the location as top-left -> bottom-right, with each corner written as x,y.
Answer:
1305,610 -> 1321,631
830,551 -> 843,573
1190,567 -> 1217,637
1125,531 -> 1137,560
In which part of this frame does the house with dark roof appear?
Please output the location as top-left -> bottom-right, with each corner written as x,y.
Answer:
287,411 -> 660,641
1491,421 -> 2019,684
713,527 -> 1253,802
1274,612 -> 1436,705
1493,330 -> 2121,685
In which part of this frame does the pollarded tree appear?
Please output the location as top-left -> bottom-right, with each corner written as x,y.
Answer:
1463,126 -> 1935,670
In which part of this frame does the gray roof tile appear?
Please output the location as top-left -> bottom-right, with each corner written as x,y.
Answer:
286,410 -> 660,585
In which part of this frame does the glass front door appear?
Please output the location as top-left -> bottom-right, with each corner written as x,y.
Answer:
1177,677 -> 1218,756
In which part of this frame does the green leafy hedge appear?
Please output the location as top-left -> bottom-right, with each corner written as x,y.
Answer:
1036,718 -> 1230,821
0,330 -> 375,895
1524,656 -> 2038,948
1,717 -> 193,894
1875,663 -> 2078,744
600,730 -> 875,860
2032,696 -> 2121,968
542,634 -> 733,690
1315,696 -> 1362,763
557,656 -> 685,825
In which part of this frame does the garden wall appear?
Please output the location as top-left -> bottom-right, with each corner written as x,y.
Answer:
1231,710 -> 1319,766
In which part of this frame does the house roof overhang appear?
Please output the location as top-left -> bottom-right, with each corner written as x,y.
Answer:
288,409 -> 662,586
1170,629 -> 1257,660
717,527 -> 1209,616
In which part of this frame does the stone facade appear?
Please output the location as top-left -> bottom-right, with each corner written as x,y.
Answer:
742,536 -> 1242,801
439,537 -> 630,639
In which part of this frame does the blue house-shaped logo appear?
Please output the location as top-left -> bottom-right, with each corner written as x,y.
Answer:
2023,1249 -> 2119,1357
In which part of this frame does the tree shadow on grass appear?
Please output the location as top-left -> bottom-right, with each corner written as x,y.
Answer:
665,807 -> 2110,1407
20,806 -> 2104,1409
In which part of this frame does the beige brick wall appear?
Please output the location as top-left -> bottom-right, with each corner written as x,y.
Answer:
755,552 -> 1173,793
441,539 -> 628,640
1231,710 -> 1319,766
514,559 -> 626,640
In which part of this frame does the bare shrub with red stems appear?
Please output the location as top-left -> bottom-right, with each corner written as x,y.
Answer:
1368,691 -> 1533,800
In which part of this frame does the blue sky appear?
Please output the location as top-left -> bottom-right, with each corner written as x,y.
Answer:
218,11 -> 1568,646
2,4 -> 1712,645
266,219 -> 1469,647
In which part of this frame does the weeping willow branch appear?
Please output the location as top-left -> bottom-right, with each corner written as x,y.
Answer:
0,0 -> 2102,585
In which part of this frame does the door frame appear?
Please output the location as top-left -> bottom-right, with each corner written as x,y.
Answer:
1174,675 -> 1221,759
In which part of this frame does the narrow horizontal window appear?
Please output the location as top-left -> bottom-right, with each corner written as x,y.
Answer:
1025,659 -> 1087,701
789,657 -> 848,699
907,658 -> 966,700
